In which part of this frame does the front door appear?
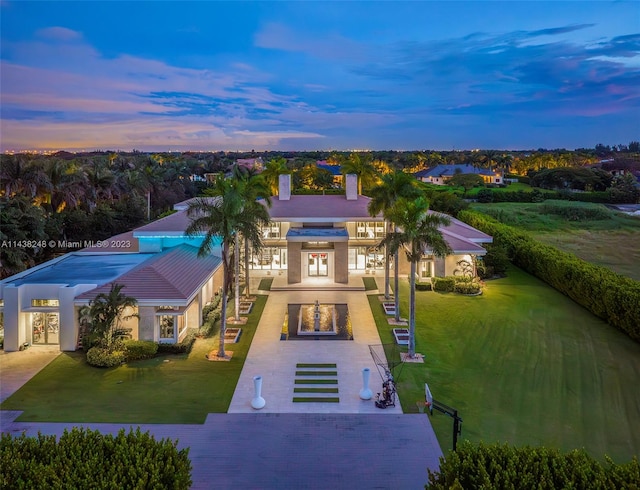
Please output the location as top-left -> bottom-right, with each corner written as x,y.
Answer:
308,252 -> 328,277
32,312 -> 60,345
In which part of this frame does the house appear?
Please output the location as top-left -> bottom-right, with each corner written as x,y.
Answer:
250,174 -> 492,284
316,161 -> 343,186
0,208 -> 224,352
0,174 -> 492,352
414,164 -> 502,185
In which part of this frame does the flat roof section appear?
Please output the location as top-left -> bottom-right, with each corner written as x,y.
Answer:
6,253 -> 155,287
286,227 -> 349,242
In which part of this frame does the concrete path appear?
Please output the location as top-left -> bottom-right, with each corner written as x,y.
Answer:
229,284 -> 403,414
0,346 -> 59,403
1,410 -> 442,489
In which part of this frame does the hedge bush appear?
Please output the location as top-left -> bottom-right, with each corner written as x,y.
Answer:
454,282 -> 482,295
86,346 -> 126,367
432,277 -> 456,293
124,340 -> 158,361
416,282 -> 433,291
0,427 -> 192,489
157,330 -> 197,355
458,210 -> 640,343
426,441 -> 640,489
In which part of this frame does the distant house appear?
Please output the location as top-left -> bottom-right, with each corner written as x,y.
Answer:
316,161 -> 343,186
414,164 -> 503,185
236,157 -> 264,172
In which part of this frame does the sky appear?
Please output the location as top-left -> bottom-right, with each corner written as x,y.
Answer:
1,1 -> 639,152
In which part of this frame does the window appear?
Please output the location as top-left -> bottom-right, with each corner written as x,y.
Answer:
31,299 -> 59,307
159,315 -> 175,340
356,222 -> 386,239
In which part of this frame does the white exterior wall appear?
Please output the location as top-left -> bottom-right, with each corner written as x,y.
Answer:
2,287 -> 20,351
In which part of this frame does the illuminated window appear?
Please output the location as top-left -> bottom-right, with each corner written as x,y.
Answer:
159,315 -> 175,339
31,299 -> 59,307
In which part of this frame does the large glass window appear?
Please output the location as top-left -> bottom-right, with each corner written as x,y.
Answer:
419,256 -> 434,278
260,223 -> 282,239
159,315 -> 175,340
355,222 -> 386,239
31,299 -> 59,307
250,247 -> 286,270
31,312 -> 59,345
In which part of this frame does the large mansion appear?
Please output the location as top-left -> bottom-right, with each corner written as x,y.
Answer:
0,174 -> 491,352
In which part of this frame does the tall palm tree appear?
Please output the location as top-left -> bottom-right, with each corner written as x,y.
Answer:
231,165 -> 272,302
368,171 -> 421,309
341,152 -> 380,195
381,197 -> 451,358
186,176 -> 268,359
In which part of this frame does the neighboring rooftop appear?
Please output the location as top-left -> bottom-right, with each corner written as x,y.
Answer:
415,164 -> 499,178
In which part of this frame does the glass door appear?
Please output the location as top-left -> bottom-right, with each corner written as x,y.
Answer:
308,253 -> 329,277
32,312 -> 60,344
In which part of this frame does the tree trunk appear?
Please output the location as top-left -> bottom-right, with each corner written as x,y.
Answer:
384,222 -> 391,299
234,234 -> 240,322
409,260 -> 416,358
217,245 -> 229,358
394,250 -> 400,323
244,236 -> 251,298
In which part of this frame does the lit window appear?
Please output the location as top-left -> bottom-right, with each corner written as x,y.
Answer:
159,315 -> 175,339
31,299 -> 59,307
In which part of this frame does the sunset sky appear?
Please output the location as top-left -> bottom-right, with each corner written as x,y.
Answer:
1,1 -> 638,152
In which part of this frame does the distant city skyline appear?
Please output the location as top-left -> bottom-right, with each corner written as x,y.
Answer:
1,1 -> 638,152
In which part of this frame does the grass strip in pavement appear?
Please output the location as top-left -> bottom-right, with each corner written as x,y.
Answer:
295,371 -> 337,376
293,397 -> 340,403
294,379 -> 338,384
296,363 -> 337,368
294,388 -> 339,393
258,278 -> 273,291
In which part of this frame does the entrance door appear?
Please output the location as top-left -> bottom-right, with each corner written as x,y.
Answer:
308,253 -> 328,277
32,312 -> 60,345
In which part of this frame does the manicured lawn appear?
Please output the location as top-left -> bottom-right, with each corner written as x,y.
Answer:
369,267 -> 640,462
1,296 -> 268,424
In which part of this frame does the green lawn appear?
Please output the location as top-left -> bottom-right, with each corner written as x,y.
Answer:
369,267 -> 640,463
470,202 -> 640,280
0,296 -> 268,424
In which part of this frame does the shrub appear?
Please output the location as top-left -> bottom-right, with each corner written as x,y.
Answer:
454,282 -> 482,295
124,340 -> 158,361
157,330 -> 197,355
540,200 -> 612,221
0,427 -> 192,489
415,282 -> 432,291
476,188 -> 493,203
86,346 -> 126,367
427,441 -> 640,489
432,277 -> 455,293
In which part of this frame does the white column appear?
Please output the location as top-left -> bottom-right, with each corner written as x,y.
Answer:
359,367 -> 373,400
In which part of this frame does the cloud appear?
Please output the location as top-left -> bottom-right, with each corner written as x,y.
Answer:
35,26 -> 83,42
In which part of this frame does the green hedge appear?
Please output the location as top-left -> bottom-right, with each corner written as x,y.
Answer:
0,427 -> 192,489
454,282 -> 482,295
157,330 -> 197,355
416,282 -> 433,291
124,340 -> 158,361
426,441 -> 639,489
458,210 -> 640,343
433,277 -> 456,293
86,346 -> 125,367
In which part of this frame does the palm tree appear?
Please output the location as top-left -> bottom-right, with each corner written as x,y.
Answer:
80,283 -> 138,351
186,176 -> 268,359
381,197 -> 452,358
261,157 -> 289,196
368,171 -> 421,310
231,165 -> 272,303
341,152 -> 380,195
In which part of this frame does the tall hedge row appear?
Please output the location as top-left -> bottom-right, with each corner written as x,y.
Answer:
426,441 -> 640,489
458,210 -> 640,343
0,428 -> 192,489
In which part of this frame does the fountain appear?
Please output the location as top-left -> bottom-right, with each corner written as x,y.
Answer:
297,301 -> 337,336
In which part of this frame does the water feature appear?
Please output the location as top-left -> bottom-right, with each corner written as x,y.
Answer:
285,304 -> 352,340
298,301 -> 337,336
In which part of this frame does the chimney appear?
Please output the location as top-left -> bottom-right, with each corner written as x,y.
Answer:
346,174 -> 358,200
279,174 -> 291,200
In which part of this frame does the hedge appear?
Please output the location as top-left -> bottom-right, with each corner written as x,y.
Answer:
458,210 -> 640,343
433,277 -> 456,293
124,340 -> 158,361
426,441 -> 640,489
156,330 -> 197,355
0,427 -> 192,489
86,346 -> 126,367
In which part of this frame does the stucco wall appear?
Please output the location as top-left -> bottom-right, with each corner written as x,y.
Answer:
287,242 -> 302,283
138,306 -> 156,342
334,242 -> 348,284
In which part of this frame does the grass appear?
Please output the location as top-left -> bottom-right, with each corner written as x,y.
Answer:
368,267 -> 640,463
293,388 -> 339,393
363,277 -> 378,291
258,278 -> 273,291
292,397 -> 340,403
296,363 -> 336,368
295,371 -> 337,376
294,379 -> 338,384
1,296 -> 268,424
470,201 -> 640,280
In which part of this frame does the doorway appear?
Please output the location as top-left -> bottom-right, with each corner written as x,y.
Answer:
32,312 -> 60,345
307,252 -> 328,277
